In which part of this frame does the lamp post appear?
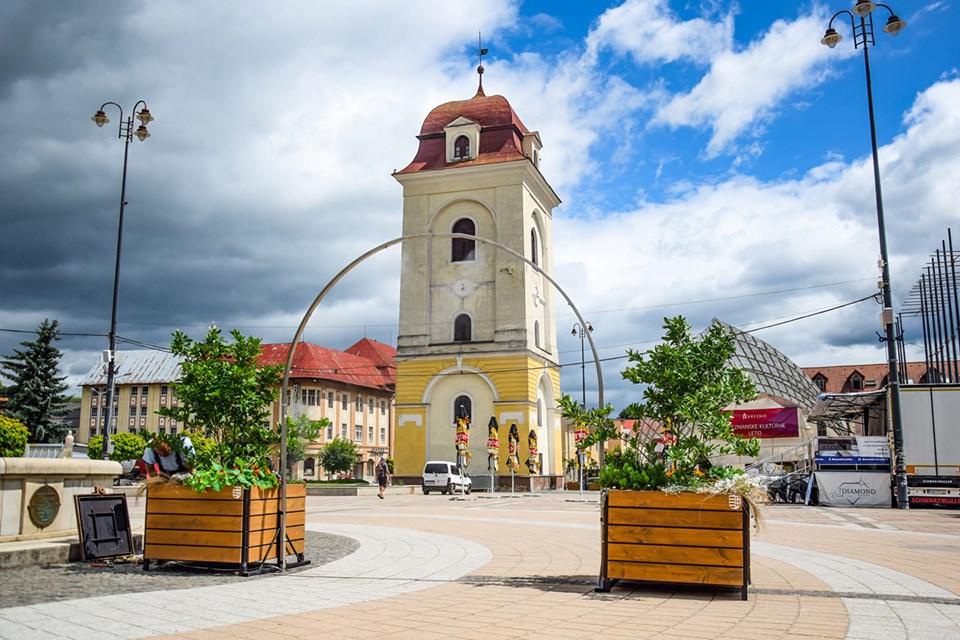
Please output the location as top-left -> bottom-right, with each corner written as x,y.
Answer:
91,100 -> 153,460
821,1 -> 908,508
571,322 -> 594,407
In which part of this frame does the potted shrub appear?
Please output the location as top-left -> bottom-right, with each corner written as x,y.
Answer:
563,317 -> 762,599
142,327 -> 306,574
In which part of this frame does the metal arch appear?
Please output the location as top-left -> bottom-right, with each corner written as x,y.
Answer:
276,232 -> 604,569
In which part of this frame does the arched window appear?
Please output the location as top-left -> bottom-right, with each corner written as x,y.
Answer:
454,395 -> 471,422
451,218 -> 476,262
531,228 -> 539,266
303,458 -> 315,476
453,135 -> 470,160
812,373 -> 827,392
454,314 -> 472,342
534,320 -> 540,349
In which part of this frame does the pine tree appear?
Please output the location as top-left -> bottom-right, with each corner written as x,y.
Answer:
1,319 -> 70,443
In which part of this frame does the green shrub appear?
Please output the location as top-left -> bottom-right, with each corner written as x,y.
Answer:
86,434 -> 104,460
0,415 -> 29,457
109,432 -> 147,462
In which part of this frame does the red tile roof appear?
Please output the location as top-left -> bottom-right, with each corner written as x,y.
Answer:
259,340 -> 396,391
397,91 -> 532,175
802,361 -> 953,393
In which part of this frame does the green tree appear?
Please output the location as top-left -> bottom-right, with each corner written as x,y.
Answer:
319,437 -> 359,477
87,434 -> 104,460
621,316 -> 759,485
618,402 -> 644,419
158,327 -> 281,475
285,415 -> 327,474
0,415 -> 29,457
1,319 -> 69,442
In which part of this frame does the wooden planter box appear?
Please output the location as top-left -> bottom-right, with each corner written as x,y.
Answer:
143,483 -> 306,574
599,489 -> 750,599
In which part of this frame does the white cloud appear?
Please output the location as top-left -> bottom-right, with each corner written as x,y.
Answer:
553,78 -> 960,406
653,10 -> 846,157
585,0 -> 733,65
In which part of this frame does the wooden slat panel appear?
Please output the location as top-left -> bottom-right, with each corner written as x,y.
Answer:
608,561 -> 743,587
146,513 -> 243,532
609,507 -> 742,530
246,538 -> 306,562
144,543 -> 241,564
247,497 -> 306,514
608,543 -> 742,567
147,499 -> 244,516
145,525 -> 306,549
247,511 -> 305,531
607,490 -> 735,511
607,526 -> 743,548
147,485 -> 239,501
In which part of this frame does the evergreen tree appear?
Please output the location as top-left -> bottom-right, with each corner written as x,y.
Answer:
1,319 -> 69,443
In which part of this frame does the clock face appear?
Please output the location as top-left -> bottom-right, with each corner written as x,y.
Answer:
453,278 -> 474,298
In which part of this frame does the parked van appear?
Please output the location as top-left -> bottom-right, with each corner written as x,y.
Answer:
422,461 -> 472,495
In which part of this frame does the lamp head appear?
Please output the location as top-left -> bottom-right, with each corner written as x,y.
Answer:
852,0 -> 875,17
587,322 -> 593,332
821,27 -> 842,48
571,326 -> 577,336
91,110 -> 109,127
134,125 -> 151,141
883,14 -> 906,35
136,107 -> 154,124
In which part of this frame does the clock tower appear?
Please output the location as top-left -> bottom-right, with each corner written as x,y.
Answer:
391,83 -> 563,482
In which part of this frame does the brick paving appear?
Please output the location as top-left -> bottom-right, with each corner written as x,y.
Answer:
2,494 -> 959,639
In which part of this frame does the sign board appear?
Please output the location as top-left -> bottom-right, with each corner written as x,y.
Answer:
816,471 -> 891,507
730,407 -> 799,439
856,436 -> 890,460
816,455 -> 890,465
74,494 -> 134,560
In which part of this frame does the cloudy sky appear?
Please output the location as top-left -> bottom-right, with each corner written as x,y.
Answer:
1,0 -> 958,409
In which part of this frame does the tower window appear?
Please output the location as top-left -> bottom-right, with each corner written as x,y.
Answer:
813,373 -> 827,392
451,218 -> 476,262
454,395 -> 471,423
534,320 -> 540,349
453,135 -> 470,160
454,314 -> 472,342
531,228 -> 539,266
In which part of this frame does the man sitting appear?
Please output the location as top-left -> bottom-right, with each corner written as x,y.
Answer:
142,434 -> 195,478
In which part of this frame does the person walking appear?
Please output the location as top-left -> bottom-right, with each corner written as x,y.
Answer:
376,455 -> 390,499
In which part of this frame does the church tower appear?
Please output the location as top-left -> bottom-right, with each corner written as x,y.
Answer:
392,79 -> 562,481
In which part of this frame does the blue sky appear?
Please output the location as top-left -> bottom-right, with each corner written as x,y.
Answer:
0,1 -> 958,408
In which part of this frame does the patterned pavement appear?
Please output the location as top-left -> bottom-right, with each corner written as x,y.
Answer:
1,493 -> 959,639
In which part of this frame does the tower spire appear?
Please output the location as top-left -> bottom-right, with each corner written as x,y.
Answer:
476,32 -> 488,97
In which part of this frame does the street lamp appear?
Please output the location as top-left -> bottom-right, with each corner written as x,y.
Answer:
820,3 -> 908,508
91,100 -> 153,460
571,321 -> 594,407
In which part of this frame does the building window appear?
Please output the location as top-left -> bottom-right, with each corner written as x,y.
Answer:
159,426 -> 166,435
328,391 -> 334,408
454,395 -> 471,423
341,424 -> 348,439
451,218 -> 476,262
304,458 -> 315,476
141,386 -> 148,396
851,375 -> 863,391
368,425 -> 374,442
161,385 -> 168,396
380,400 -> 386,415
342,394 -> 348,410
368,397 -> 374,413
531,228 -> 539,266
140,405 -> 148,416
534,320 -> 540,349
170,425 -> 177,435
356,395 -> 363,411
813,374 -> 827,392
380,426 -> 386,443
354,425 -> 362,441
454,314 -> 472,342
453,135 -> 470,160
130,387 -> 138,397
326,425 -> 334,440
307,389 -> 317,406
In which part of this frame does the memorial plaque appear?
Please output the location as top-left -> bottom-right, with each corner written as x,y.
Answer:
28,485 -> 61,528
74,494 -> 134,560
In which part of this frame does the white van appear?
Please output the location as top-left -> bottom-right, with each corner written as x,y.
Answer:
422,461 -> 472,495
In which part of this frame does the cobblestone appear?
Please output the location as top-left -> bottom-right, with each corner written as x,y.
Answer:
0,532 -> 358,609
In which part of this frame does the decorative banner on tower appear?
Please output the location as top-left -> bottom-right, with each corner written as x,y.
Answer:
574,425 -> 589,450
526,428 -> 539,475
506,423 -> 520,472
487,417 -> 500,473
729,407 -> 800,439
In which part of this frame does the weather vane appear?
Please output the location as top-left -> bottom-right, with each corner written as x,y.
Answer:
476,32 -> 488,95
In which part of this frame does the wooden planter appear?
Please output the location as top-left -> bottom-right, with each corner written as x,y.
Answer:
598,489 -> 750,599
143,483 -> 306,574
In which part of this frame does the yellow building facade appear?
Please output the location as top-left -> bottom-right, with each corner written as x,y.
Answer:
392,84 -> 563,480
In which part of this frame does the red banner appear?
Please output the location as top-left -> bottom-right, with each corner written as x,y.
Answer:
730,407 -> 799,439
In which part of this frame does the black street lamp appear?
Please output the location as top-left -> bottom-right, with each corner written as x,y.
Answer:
91,100 -> 153,460
821,2 -> 908,508
571,321 -> 594,407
